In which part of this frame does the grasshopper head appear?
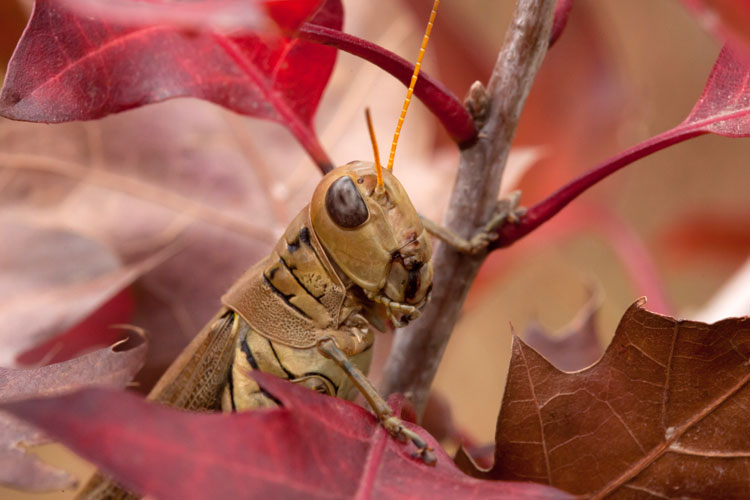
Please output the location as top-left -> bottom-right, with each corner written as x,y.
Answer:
310,161 -> 433,324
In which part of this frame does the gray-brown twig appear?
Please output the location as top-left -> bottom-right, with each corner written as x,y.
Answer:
381,0 -> 557,416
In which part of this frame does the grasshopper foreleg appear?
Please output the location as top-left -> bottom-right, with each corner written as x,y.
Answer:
316,337 -> 436,466
363,290 -> 418,328
421,190 -> 525,254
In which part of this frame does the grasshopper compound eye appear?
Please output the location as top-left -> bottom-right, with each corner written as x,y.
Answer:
325,176 -> 369,228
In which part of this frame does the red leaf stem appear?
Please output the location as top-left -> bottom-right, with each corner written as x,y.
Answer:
549,0 -> 573,48
298,23 -> 478,146
493,127 -> 705,248
494,45 -> 750,248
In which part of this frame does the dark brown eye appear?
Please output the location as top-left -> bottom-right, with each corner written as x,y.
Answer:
325,176 -> 369,228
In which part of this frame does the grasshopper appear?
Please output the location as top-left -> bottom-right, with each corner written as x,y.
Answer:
75,1 -> 522,497
78,158 -> 438,498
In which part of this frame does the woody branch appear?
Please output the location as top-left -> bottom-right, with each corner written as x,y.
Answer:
380,0 -> 557,415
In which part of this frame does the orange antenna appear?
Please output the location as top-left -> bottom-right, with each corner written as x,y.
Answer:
386,0 -> 439,171
365,108 -> 384,192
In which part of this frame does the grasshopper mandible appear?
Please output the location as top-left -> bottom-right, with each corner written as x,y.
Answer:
76,0 -> 522,497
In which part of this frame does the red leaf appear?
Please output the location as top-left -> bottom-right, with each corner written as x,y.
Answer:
56,0 -> 274,33
2,373 -> 571,499
265,0 -> 324,32
548,0 -> 573,48
0,331 -> 146,491
15,288 -> 135,366
297,23 -> 476,145
683,0 -> 750,55
0,0 -> 339,170
496,45 -> 750,248
473,300 -> 750,498
0,219 -> 168,367
682,45 -> 750,135
659,210 -> 750,261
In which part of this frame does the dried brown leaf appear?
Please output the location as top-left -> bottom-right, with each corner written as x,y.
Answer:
466,299 -> 750,498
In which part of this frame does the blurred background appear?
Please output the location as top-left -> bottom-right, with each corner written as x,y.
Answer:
1,0 -> 748,498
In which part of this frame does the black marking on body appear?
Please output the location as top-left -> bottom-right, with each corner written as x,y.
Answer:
405,268 -> 420,301
279,256 -> 325,304
245,387 -> 283,407
263,390 -> 284,406
223,311 -> 239,414
267,339 -> 297,380
300,226 -> 329,266
287,238 -> 300,254
263,275 -> 311,319
240,338 -> 259,370
267,266 -> 278,280
303,371 -> 340,394
233,335 -> 283,408
227,367 -> 237,411
299,227 -> 311,245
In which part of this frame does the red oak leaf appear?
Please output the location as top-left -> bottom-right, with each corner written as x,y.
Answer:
0,218 -> 168,367
2,372 -> 571,500
0,0 -> 339,169
15,289 -> 135,366
464,300 -> 750,499
683,45 -> 750,135
683,0 -> 750,55
54,0 -> 274,33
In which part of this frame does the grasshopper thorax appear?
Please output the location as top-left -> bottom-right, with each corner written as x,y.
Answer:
310,161 -> 433,324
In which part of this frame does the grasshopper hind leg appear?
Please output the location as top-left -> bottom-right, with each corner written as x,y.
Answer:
226,328 -> 349,411
317,337 -> 436,466
224,328 -> 287,411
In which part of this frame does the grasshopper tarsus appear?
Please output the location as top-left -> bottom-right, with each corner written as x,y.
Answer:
412,449 -> 438,467
420,190 -> 526,255
382,415 -> 437,467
